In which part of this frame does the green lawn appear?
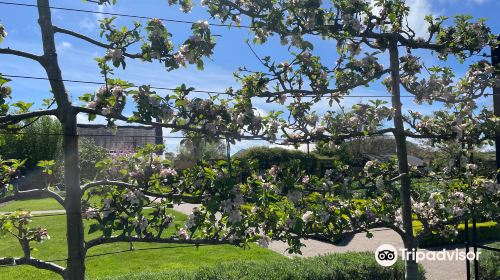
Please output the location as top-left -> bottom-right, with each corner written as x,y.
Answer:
0,200 -> 284,280
0,198 -> 65,212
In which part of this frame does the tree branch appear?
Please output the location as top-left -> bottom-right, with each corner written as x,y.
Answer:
0,109 -> 58,125
0,257 -> 65,276
75,107 -> 245,139
81,180 -> 202,204
0,48 -> 43,62
85,235 -> 235,251
53,26 -> 143,59
256,69 -> 391,98
0,189 -> 65,208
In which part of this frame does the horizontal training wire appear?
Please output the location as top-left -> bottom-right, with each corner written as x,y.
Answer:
0,131 -> 279,141
0,1 -> 251,28
0,74 -> 419,98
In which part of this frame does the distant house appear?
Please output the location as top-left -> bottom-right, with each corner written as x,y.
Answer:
77,124 -> 163,153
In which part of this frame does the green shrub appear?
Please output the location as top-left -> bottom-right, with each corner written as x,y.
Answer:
235,146 -> 315,172
0,116 -> 62,170
473,242 -> 500,280
96,252 -> 426,280
418,222 -> 499,248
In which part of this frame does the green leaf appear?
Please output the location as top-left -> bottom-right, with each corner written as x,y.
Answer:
88,223 -> 103,235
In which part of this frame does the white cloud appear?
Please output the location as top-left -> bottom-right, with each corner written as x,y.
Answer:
371,0 -> 437,38
79,17 -> 95,31
253,107 -> 267,117
78,4 -> 114,31
56,41 -> 72,52
405,0 -> 435,37
470,0 -> 489,3
61,41 -> 72,48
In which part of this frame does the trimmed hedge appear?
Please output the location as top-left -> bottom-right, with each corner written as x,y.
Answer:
473,242 -> 500,279
96,252 -> 426,280
418,222 -> 499,248
235,146 -> 315,171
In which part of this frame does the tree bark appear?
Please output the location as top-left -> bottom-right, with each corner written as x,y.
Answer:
492,37 -> 500,183
388,39 -> 418,280
37,1 -> 85,279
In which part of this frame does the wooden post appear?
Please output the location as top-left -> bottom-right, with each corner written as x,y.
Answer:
465,219 -> 471,280
472,208 -> 479,280
492,37 -> 500,183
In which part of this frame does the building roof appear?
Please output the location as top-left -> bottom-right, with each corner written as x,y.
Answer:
77,124 -> 159,152
365,154 -> 425,167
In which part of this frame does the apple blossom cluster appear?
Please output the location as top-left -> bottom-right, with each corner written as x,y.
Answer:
166,0 -> 194,13
0,75 -> 12,116
0,157 -> 23,198
401,61 -> 498,104
313,102 -> 393,140
86,82 -> 127,117
0,23 -> 6,43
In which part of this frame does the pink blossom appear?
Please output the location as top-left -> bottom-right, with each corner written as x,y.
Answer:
160,167 -> 177,177
302,175 -> 310,184
179,228 -> 189,240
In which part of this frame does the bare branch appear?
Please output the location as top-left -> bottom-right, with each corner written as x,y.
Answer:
0,48 -> 43,62
0,189 -> 65,208
85,235 -> 236,251
0,109 -> 58,125
0,257 -> 65,276
256,69 -> 391,98
81,180 -> 202,204
53,26 -> 143,59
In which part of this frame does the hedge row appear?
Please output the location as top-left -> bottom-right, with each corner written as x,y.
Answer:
235,146 -> 316,171
97,252 -> 426,280
418,222 -> 499,248
473,242 -> 500,279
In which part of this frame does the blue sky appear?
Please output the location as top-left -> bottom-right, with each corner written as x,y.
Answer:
0,0 -> 499,153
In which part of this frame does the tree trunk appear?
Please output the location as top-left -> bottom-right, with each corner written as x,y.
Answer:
62,114 -> 85,280
388,39 -> 419,280
37,1 -> 85,279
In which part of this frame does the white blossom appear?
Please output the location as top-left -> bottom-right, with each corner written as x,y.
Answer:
257,235 -> 271,248
179,228 -> 189,240
106,48 -> 123,63
302,211 -> 314,223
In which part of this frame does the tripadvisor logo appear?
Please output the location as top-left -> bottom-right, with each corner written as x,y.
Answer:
375,244 -> 398,267
375,244 -> 481,266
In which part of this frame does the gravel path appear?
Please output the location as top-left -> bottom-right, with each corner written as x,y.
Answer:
173,203 -> 468,280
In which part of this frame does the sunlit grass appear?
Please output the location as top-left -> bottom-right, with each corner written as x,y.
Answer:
0,202 -> 284,280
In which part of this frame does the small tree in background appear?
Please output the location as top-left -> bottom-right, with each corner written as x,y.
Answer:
0,116 -> 62,170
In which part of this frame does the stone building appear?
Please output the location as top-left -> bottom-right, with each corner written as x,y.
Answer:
77,124 -> 163,153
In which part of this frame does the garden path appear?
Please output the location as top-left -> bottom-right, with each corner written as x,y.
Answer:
174,203 -> 468,280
